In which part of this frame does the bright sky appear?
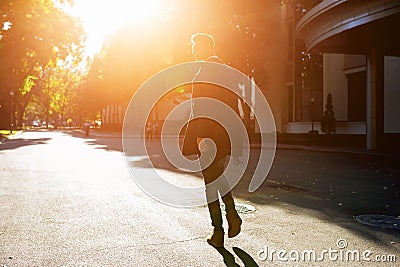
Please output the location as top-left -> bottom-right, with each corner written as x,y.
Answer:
61,0 -> 164,58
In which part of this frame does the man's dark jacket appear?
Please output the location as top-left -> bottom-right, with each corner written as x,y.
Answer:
182,56 -> 242,158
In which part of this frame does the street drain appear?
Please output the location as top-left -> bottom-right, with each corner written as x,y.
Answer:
354,214 -> 400,230
220,203 -> 256,214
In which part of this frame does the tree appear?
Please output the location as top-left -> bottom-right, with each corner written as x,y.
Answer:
0,0 -> 85,128
81,21 -> 174,128
82,0 -> 284,130
321,93 -> 336,134
81,55 -> 106,120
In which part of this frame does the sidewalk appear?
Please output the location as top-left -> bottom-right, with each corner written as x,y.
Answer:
0,130 -> 23,144
275,143 -> 399,157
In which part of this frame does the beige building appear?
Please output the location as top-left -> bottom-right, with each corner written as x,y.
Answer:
281,0 -> 400,151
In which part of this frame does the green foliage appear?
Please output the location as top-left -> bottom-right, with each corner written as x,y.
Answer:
0,0 -> 85,127
31,53 -> 85,125
20,75 -> 37,95
1,0 -> 288,128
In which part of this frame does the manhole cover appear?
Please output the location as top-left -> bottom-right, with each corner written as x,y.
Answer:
220,203 -> 256,214
354,214 -> 400,230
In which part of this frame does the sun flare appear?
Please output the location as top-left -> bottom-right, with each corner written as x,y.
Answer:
65,0 -> 164,57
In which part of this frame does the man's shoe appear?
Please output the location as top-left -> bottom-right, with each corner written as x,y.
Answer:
207,230 -> 224,247
226,209 -> 242,238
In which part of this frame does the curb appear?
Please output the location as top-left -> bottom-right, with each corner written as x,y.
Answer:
250,143 -> 399,157
0,130 -> 24,144
88,132 -> 121,138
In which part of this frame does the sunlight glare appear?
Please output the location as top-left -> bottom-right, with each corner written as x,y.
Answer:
66,0 -> 163,57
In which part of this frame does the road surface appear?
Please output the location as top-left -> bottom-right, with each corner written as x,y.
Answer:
0,130 -> 399,266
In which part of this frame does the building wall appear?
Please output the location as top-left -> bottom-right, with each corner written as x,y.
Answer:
259,1 -> 288,133
287,53 -> 369,134
101,103 -> 125,129
323,54 -> 348,121
281,2 -> 295,130
384,56 -> 400,133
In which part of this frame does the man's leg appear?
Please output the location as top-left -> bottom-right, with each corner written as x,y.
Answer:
222,190 -> 242,238
207,201 -> 223,232
217,158 -> 242,238
202,155 -> 225,247
203,161 -> 224,232
221,192 -> 235,212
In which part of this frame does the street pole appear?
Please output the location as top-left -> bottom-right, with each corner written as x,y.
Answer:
310,96 -> 315,133
9,90 -> 14,133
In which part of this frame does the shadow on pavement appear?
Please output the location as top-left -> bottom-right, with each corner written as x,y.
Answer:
211,246 -> 259,267
240,148 -> 400,216
235,148 -> 400,250
65,130 -> 123,151
0,138 -> 51,152
232,247 -> 259,267
67,130 -> 400,248
214,247 -> 240,267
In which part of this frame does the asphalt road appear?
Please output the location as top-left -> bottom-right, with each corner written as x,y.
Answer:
0,130 -> 399,266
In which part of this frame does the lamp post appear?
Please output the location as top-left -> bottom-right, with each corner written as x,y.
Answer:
310,96 -> 315,133
9,90 -> 14,133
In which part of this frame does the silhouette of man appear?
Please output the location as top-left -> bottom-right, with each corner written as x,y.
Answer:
182,33 -> 242,247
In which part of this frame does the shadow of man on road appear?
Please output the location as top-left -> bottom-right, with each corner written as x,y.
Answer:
233,247 -> 259,267
214,247 -> 240,267
212,246 -> 259,267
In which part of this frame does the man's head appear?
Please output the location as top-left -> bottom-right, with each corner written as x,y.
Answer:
191,33 -> 215,61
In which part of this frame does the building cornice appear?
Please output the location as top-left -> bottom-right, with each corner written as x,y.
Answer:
296,0 -> 400,53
